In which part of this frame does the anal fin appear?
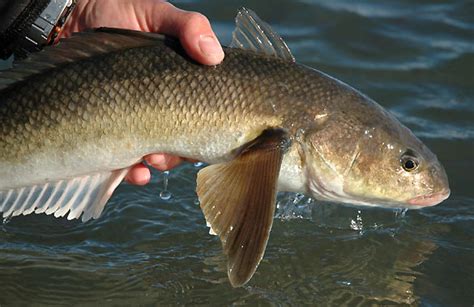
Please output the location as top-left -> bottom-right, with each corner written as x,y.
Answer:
0,168 -> 130,222
196,129 -> 289,287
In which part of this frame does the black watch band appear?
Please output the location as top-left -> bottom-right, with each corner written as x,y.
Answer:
0,0 -> 76,60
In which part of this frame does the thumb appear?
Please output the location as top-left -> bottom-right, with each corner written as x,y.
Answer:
148,2 -> 225,66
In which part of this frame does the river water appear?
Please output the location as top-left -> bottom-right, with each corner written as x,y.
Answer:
1,0 -> 473,305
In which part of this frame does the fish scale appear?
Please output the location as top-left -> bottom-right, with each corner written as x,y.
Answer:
3,43 -> 293,181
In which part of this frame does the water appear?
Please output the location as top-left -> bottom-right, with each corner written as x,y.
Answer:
1,0 -> 473,305
159,171 -> 173,201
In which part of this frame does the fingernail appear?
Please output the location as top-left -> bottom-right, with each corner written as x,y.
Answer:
199,35 -> 224,60
147,154 -> 165,166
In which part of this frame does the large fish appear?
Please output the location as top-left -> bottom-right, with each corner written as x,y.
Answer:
0,8 -> 449,286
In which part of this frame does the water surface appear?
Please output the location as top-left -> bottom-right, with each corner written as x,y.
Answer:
1,0 -> 473,305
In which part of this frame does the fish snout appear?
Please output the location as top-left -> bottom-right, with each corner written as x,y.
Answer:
408,162 -> 451,207
407,188 -> 450,207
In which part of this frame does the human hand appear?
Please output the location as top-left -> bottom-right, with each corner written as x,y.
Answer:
61,0 -> 224,185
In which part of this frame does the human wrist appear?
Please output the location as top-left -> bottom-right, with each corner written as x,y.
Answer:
61,0 -> 94,37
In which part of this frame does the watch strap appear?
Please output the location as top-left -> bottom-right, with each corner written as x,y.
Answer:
0,0 -> 50,59
15,0 -> 76,58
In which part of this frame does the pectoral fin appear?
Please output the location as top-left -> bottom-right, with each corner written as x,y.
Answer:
196,129 -> 290,287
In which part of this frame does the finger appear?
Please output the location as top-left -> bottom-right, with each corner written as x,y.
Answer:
125,163 -> 151,185
145,154 -> 183,171
147,2 -> 225,65
62,1 -> 224,65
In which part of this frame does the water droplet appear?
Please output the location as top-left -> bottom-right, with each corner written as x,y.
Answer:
401,208 -> 408,217
293,193 -> 305,204
395,208 -> 408,218
337,280 -> 352,286
193,162 -> 204,168
159,190 -> 172,201
159,170 -> 172,200
3,215 -> 11,225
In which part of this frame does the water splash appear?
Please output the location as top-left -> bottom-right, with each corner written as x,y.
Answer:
349,210 -> 364,233
2,215 -> 11,226
275,193 -> 314,220
2,214 -> 11,232
159,171 -> 172,200
395,208 -> 408,218
193,162 -> 205,168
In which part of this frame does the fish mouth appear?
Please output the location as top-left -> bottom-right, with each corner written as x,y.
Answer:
407,189 -> 450,207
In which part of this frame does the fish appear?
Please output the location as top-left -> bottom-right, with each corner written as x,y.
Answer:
0,8 -> 450,287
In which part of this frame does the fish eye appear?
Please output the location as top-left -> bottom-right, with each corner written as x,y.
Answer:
401,151 -> 419,172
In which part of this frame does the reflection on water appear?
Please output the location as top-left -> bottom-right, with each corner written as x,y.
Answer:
272,193 -> 440,305
1,0 -> 473,305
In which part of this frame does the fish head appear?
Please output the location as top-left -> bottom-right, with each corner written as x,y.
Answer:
298,97 -> 450,209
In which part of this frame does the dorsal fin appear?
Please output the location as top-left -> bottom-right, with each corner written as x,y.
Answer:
0,28 -> 166,91
230,7 -> 295,62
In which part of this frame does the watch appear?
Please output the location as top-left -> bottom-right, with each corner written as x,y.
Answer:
15,0 -> 76,58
